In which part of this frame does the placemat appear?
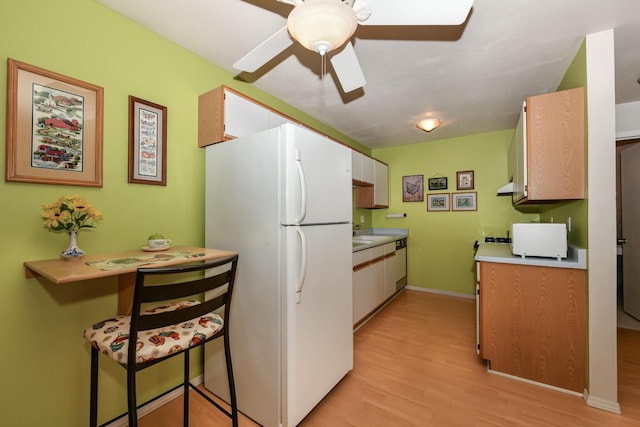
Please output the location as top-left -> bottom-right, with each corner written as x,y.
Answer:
86,250 -> 206,271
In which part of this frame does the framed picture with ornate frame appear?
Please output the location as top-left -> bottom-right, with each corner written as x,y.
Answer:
402,174 -> 424,202
452,192 -> 477,211
5,58 -> 104,187
427,193 -> 450,212
456,170 -> 474,190
128,96 -> 167,186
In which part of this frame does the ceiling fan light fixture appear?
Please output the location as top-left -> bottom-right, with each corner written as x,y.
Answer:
287,0 -> 358,55
417,117 -> 442,132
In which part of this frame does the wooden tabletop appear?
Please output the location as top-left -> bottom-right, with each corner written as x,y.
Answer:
24,246 -> 237,284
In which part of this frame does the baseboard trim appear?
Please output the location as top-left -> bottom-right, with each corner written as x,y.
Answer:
405,285 -> 475,300
584,389 -> 622,414
105,375 -> 204,427
487,367 -> 583,398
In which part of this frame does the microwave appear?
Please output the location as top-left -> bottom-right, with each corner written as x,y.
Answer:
510,223 -> 567,259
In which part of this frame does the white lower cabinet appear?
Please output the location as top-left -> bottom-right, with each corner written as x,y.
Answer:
370,245 -> 385,314
352,242 -> 398,327
383,243 -> 396,298
353,249 -> 372,324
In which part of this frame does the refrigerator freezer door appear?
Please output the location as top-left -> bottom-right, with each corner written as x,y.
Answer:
281,125 -> 352,225
283,223 -> 353,426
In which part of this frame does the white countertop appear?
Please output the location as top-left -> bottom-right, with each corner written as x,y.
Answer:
474,242 -> 587,269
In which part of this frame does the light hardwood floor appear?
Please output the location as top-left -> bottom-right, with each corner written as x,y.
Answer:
141,290 -> 640,426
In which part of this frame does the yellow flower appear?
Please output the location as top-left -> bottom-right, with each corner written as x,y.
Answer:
41,194 -> 102,232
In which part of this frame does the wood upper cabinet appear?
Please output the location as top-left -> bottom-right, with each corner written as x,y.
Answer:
478,261 -> 586,393
512,87 -> 585,204
198,85 -> 298,147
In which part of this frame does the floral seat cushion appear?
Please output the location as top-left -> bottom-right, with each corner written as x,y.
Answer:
83,300 -> 223,364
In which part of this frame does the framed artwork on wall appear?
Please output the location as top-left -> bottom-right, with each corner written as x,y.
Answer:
427,193 -> 450,211
456,170 -> 474,190
428,176 -> 448,190
402,175 -> 424,202
128,96 -> 167,185
5,58 -> 104,187
452,192 -> 477,211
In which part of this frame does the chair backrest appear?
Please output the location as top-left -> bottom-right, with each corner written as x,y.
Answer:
127,254 -> 238,369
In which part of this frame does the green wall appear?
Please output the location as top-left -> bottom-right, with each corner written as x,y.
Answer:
0,1 -> 587,425
0,1 -> 361,425
372,131 -> 538,295
540,40 -> 588,247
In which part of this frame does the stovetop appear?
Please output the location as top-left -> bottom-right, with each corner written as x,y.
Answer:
473,236 -> 511,252
483,236 -> 511,244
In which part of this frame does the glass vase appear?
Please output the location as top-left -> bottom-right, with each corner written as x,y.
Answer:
60,230 -> 85,260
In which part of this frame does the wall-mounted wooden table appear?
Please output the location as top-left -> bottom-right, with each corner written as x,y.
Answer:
24,246 -> 236,315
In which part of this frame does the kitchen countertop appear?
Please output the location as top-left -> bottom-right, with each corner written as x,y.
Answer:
474,242 -> 587,269
352,228 -> 408,252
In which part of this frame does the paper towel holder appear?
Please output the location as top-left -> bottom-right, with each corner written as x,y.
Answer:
386,213 -> 407,218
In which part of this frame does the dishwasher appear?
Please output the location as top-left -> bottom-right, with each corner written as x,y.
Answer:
395,238 -> 407,290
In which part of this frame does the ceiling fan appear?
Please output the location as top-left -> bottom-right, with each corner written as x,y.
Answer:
233,0 -> 474,93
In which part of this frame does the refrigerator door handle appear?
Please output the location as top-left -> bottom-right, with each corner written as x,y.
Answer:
295,226 -> 307,304
294,149 -> 307,225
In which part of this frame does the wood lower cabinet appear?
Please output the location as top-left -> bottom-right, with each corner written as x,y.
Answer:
478,262 -> 586,393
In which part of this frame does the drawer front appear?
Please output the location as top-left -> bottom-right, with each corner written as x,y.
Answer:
353,248 -> 370,267
370,245 -> 385,260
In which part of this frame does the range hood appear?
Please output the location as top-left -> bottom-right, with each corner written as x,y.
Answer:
497,182 -> 514,195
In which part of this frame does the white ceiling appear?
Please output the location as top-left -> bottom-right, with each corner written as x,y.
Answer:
97,0 -> 640,149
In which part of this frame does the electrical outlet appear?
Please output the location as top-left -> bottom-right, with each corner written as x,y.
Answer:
360,215 -> 365,224
567,217 -> 572,232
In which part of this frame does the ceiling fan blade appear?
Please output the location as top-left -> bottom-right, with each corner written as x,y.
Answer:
357,0 -> 474,26
233,26 -> 293,72
330,41 -> 366,93
276,0 -> 303,5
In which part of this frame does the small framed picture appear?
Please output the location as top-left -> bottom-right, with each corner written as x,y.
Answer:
427,193 -> 450,212
452,192 -> 477,211
428,176 -> 448,190
456,170 -> 474,190
128,96 -> 167,185
402,175 -> 424,202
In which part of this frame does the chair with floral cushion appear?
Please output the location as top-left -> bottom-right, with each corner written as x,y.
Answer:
83,254 -> 239,427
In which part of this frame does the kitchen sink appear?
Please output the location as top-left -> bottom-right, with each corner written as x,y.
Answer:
353,235 -> 391,243
352,235 -> 394,248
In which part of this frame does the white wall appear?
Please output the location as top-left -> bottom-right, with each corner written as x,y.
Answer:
616,101 -> 640,140
585,29 -> 621,414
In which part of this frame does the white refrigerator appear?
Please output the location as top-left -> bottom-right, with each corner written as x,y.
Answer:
203,124 -> 353,427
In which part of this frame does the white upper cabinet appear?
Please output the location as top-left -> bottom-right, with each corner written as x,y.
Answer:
224,90 -> 270,138
351,150 -> 375,185
354,158 -> 389,209
198,85 -> 298,147
374,160 -> 389,207
362,155 -> 375,185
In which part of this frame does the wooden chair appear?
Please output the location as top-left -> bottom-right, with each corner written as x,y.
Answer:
83,254 -> 239,427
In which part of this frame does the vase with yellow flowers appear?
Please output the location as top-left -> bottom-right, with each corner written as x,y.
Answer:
42,195 -> 103,260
